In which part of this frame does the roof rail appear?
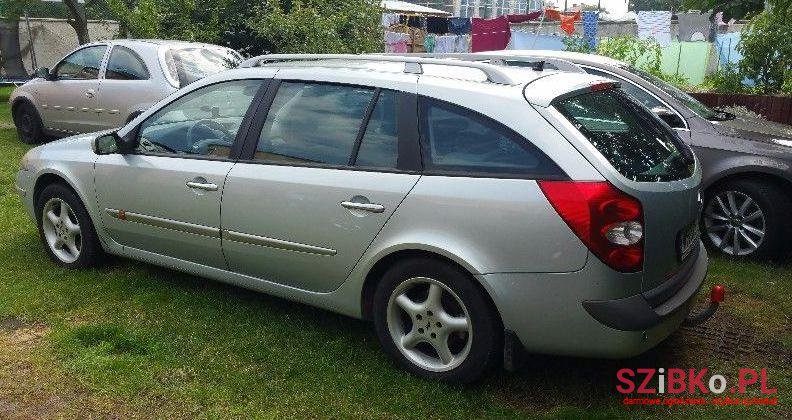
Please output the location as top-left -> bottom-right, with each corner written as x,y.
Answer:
395,53 -> 585,74
238,54 -> 519,85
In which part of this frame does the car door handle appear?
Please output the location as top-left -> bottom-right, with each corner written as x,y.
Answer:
186,181 -> 218,191
85,89 -> 95,98
341,201 -> 385,213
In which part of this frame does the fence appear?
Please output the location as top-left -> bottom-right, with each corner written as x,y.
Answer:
690,92 -> 792,125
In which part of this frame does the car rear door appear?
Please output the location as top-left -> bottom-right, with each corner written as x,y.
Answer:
97,43 -> 170,130
220,70 -> 420,293
94,78 -> 268,269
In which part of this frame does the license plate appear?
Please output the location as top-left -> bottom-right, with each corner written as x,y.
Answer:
677,223 -> 698,262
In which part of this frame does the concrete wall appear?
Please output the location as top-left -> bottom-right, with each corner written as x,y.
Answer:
14,17 -> 119,74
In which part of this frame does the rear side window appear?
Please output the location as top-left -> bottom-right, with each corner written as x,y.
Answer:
355,90 -> 399,169
255,82 -> 375,165
420,98 -> 563,177
555,89 -> 694,182
106,46 -> 149,80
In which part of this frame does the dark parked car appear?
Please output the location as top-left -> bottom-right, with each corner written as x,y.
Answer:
489,51 -> 792,260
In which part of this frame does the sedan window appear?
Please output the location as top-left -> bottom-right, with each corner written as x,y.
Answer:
135,79 -> 263,158
54,46 -> 107,80
106,46 -> 149,80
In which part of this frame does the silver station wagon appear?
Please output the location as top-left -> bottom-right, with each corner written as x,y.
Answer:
15,54 -> 720,382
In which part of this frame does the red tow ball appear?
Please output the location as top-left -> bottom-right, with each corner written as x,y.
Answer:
710,284 -> 725,303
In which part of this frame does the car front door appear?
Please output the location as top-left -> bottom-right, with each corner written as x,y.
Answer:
94,78 -> 267,268
221,73 -> 421,292
36,45 -> 108,134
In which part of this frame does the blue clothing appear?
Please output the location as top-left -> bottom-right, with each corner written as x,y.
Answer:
583,11 -> 598,51
449,17 -> 471,35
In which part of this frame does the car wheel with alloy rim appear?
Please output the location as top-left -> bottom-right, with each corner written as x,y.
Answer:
36,183 -> 104,268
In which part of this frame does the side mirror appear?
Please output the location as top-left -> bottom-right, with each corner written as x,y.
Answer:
93,133 -> 120,155
92,132 -> 137,155
651,106 -> 682,127
34,67 -> 53,80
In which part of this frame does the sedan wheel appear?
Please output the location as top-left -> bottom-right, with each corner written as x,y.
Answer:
41,198 -> 82,263
703,190 -> 765,256
387,277 -> 472,372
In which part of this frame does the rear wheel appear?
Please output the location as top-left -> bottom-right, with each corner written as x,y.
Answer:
12,101 -> 44,144
702,179 -> 791,260
373,258 -> 502,383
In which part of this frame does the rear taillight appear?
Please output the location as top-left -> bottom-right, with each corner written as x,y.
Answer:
538,181 -> 644,272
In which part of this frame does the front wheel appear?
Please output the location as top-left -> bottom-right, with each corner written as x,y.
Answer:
373,258 -> 502,383
36,183 -> 104,268
702,179 -> 791,260
13,101 -> 45,144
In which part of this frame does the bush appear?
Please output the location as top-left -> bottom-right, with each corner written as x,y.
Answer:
562,35 -> 592,53
699,63 -> 747,93
596,35 -> 662,75
737,8 -> 792,94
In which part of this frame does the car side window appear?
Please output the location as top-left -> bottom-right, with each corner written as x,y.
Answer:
135,79 -> 263,158
419,97 -> 562,177
105,46 -> 149,80
354,89 -> 399,169
254,82 -> 375,166
583,67 -> 685,129
54,46 -> 107,80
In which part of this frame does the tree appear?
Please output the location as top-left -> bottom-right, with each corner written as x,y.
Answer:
680,0 -> 763,21
62,0 -> 90,44
247,0 -> 381,54
0,0 -> 39,77
104,0 -> 162,38
737,6 -> 792,94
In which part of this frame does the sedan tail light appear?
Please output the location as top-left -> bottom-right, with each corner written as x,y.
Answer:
538,181 -> 644,272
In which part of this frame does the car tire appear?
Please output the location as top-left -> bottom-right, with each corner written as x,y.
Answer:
13,101 -> 45,144
373,257 -> 502,383
701,179 -> 792,260
36,183 -> 104,268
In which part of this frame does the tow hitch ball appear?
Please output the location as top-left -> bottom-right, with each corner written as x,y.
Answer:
683,285 -> 725,327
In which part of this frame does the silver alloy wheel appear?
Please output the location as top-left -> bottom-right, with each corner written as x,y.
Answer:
703,190 -> 765,256
41,198 -> 82,263
386,277 -> 472,372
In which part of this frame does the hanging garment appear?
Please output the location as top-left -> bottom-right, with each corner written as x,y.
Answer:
471,16 -> 511,52
636,11 -> 672,47
544,8 -> 561,21
582,11 -> 598,50
560,14 -> 576,35
449,17 -> 471,35
384,31 -> 411,53
426,17 -> 449,34
381,13 -> 400,28
454,35 -> 470,53
423,34 -> 437,53
509,31 -> 565,51
407,16 -> 424,29
507,11 -> 542,24
434,35 -> 458,53
678,12 -> 710,41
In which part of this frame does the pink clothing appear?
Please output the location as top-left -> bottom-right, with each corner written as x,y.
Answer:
471,16 -> 511,52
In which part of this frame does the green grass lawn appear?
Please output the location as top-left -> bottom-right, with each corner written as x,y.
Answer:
0,86 -> 788,419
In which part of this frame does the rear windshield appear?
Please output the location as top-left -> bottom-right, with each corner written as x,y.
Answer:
163,47 -> 241,87
555,89 -> 694,182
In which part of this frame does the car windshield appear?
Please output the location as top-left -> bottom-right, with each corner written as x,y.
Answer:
555,88 -> 695,182
627,67 -> 734,121
163,47 -> 242,87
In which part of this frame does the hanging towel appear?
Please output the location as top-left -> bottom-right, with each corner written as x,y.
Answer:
381,13 -> 400,28
426,17 -> 449,34
636,11 -> 672,47
507,11 -> 542,23
544,8 -> 561,21
560,14 -> 576,35
582,11 -> 598,50
678,12 -> 710,41
454,35 -> 470,53
407,16 -> 424,29
471,16 -> 511,52
423,34 -> 437,53
449,17 -> 471,35
434,35 -> 457,53
384,31 -> 411,53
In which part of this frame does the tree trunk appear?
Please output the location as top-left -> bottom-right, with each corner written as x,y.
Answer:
63,0 -> 90,45
0,19 -> 28,78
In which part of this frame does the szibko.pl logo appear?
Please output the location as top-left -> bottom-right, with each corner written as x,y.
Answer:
617,368 -> 776,394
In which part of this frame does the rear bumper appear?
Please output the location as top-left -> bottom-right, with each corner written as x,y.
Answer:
582,243 -> 707,331
478,243 -> 708,359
